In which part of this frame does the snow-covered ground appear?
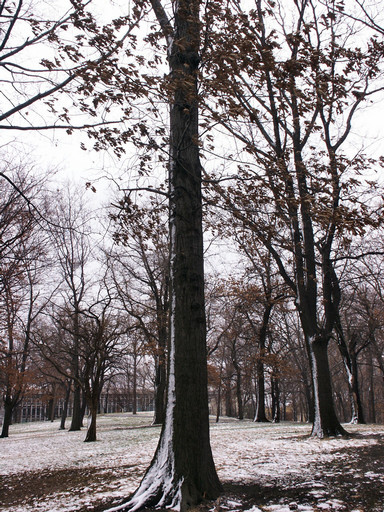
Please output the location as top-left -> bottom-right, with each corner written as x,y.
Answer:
1,413 -> 383,512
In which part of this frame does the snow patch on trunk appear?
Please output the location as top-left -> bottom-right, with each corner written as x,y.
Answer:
308,336 -> 322,438
105,219 -> 182,512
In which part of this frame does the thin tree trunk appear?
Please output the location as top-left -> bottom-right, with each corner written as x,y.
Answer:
253,304 -> 272,422
233,360 -> 243,420
60,381 -> 71,430
350,350 -> 365,424
271,373 -> 280,423
69,383 -> 82,431
225,375 -> 233,417
153,319 -> 167,424
216,362 -> 224,423
368,349 -> 376,423
132,353 -> 137,415
80,391 -> 87,426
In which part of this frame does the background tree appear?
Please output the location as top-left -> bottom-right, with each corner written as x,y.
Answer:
76,289 -> 125,442
48,186 -> 93,431
0,163 -> 50,437
110,195 -> 169,425
204,0 -> 384,437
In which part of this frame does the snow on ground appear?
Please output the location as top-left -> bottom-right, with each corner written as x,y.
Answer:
0,413 -> 383,512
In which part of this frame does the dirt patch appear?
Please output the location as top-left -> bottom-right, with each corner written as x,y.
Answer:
0,464 -> 138,511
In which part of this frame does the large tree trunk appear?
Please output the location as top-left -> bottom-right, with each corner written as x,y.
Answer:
84,401 -> 98,443
0,399 -> 13,438
69,382 -> 82,431
117,0 -> 221,508
254,359 -> 269,422
309,337 -> 347,438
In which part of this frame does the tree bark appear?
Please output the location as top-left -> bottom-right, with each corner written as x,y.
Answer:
350,350 -> 365,424
0,399 -> 13,438
271,373 -> 280,423
84,400 -> 98,442
153,335 -> 167,425
60,381 -> 72,430
132,351 -> 137,415
117,0 -> 222,508
309,337 -> 348,438
234,363 -> 243,420
254,359 -> 269,422
69,382 -> 82,431
254,304 -> 272,422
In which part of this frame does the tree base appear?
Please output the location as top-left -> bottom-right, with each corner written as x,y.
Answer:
311,423 -> 348,438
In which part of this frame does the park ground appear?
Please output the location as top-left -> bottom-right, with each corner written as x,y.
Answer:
0,413 -> 383,512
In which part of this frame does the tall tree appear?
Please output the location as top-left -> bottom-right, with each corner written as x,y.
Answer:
204,0 -> 384,437
110,197 -> 169,425
48,186 -> 92,431
109,0 -> 222,508
0,165 -> 49,437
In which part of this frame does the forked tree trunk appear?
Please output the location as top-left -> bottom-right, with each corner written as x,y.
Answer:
110,0 -> 221,509
334,320 -> 365,424
309,337 -> 348,438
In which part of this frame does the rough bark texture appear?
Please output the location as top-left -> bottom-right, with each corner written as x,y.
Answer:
310,337 -> 348,438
